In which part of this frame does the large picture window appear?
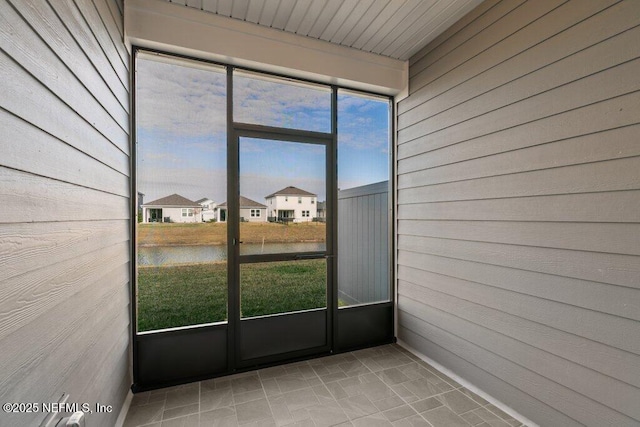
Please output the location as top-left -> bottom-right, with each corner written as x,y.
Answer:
135,53 -> 228,332
134,50 -> 392,362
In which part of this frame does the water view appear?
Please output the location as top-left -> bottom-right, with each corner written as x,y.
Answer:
138,242 -> 326,266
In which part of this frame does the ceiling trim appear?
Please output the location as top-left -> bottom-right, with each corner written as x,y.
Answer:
125,0 -> 408,95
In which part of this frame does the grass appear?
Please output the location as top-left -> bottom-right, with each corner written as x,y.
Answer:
138,222 -> 325,246
137,259 -> 326,332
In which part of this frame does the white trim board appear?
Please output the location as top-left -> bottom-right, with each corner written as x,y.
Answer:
114,390 -> 133,427
397,339 -> 539,427
125,0 -> 408,96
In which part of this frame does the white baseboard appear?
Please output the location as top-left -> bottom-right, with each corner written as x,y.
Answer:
114,390 -> 133,427
397,339 -> 538,427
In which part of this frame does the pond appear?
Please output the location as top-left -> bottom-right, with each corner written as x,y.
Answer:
138,242 -> 326,266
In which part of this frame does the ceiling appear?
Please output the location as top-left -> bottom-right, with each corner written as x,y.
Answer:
165,0 -> 483,60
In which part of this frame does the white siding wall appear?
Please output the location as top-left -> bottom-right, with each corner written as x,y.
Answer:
396,1 -> 640,425
0,0 -> 130,425
163,207 -> 198,223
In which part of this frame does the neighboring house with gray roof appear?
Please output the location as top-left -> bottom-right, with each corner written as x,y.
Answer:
265,186 -> 317,223
216,196 -> 267,223
141,194 -> 202,223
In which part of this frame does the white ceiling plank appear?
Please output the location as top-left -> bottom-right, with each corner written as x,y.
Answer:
359,0 -> 420,52
307,0 -> 343,38
340,0 -> 389,47
201,0 -> 217,14
318,0 -> 359,41
397,0 -> 482,60
231,0 -> 250,19
296,0 -> 328,36
245,0 -> 264,23
216,0 -> 233,16
382,0 -> 465,58
258,0 -> 280,26
370,0 -> 439,55
351,0 -> 406,49
283,0 -> 313,32
330,0 -> 376,44
162,0 -> 483,61
271,0 -> 297,30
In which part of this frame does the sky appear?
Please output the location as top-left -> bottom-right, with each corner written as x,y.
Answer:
136,56 -> 389,206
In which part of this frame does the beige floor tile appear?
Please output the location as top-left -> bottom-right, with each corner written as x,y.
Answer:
391,414 -> 432,427
279,388 -> 319,413
460,410 -> 485,426
338,394 -> 378,420
351,412 -> 393,427
163,403 -> 200,421
401,379 -> 443,400
124,401 -> 165,427
165,385 -> 200,410
305,403 -> 350,427
421,406 -> 468,427
382,405 -> 418,422
261,378 -> 282,397
161,413 -> 199,427
275,376 -> 310,393
434,390 -> 480,415
199,407 -> 237,427
410,397 -> 442,414
234,389 -> 266,405
125,345 -> 526,427
377,367 -> 411,386
131,392 -> 152,407
457,389 -> 490,406
202,379 -> 232,393
235,398 -> 272,425
472,407 -> 512,427
373,395 -> 405,412
232,376 -> 263,395
201,389 -> 234,412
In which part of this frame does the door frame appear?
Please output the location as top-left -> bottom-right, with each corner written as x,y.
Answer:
228,122 -> 336,369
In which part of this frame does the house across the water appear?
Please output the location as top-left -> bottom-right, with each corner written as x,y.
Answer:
196,197 -> 217,222
141,194 -> 201,223
216,196 -> 267,223
266,186 -> 317,223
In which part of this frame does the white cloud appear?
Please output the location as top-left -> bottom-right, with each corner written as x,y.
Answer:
136,58 -> 227,140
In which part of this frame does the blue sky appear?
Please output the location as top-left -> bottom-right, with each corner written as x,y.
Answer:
136,56 -> 389,205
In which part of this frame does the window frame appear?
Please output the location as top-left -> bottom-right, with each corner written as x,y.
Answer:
131,46 -> 395,388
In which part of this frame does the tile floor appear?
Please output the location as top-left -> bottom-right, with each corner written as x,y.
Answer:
124,344 -> 526,427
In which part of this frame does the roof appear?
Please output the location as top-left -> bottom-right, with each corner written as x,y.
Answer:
266,186 -> 317,198
218,196 -> 267,209
195,198 -> 213,204
142,194 -> 201,208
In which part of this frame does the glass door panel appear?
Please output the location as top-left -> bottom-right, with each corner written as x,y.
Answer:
238,138 -> 327,256
240,259 -> 327,318
236,135 -> 330,363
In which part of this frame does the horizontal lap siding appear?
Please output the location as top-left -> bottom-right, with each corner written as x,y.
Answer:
396,1 -> 640,426
0,1 -> 130,426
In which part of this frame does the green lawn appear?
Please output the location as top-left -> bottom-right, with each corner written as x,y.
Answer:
137,259 -> 327,332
